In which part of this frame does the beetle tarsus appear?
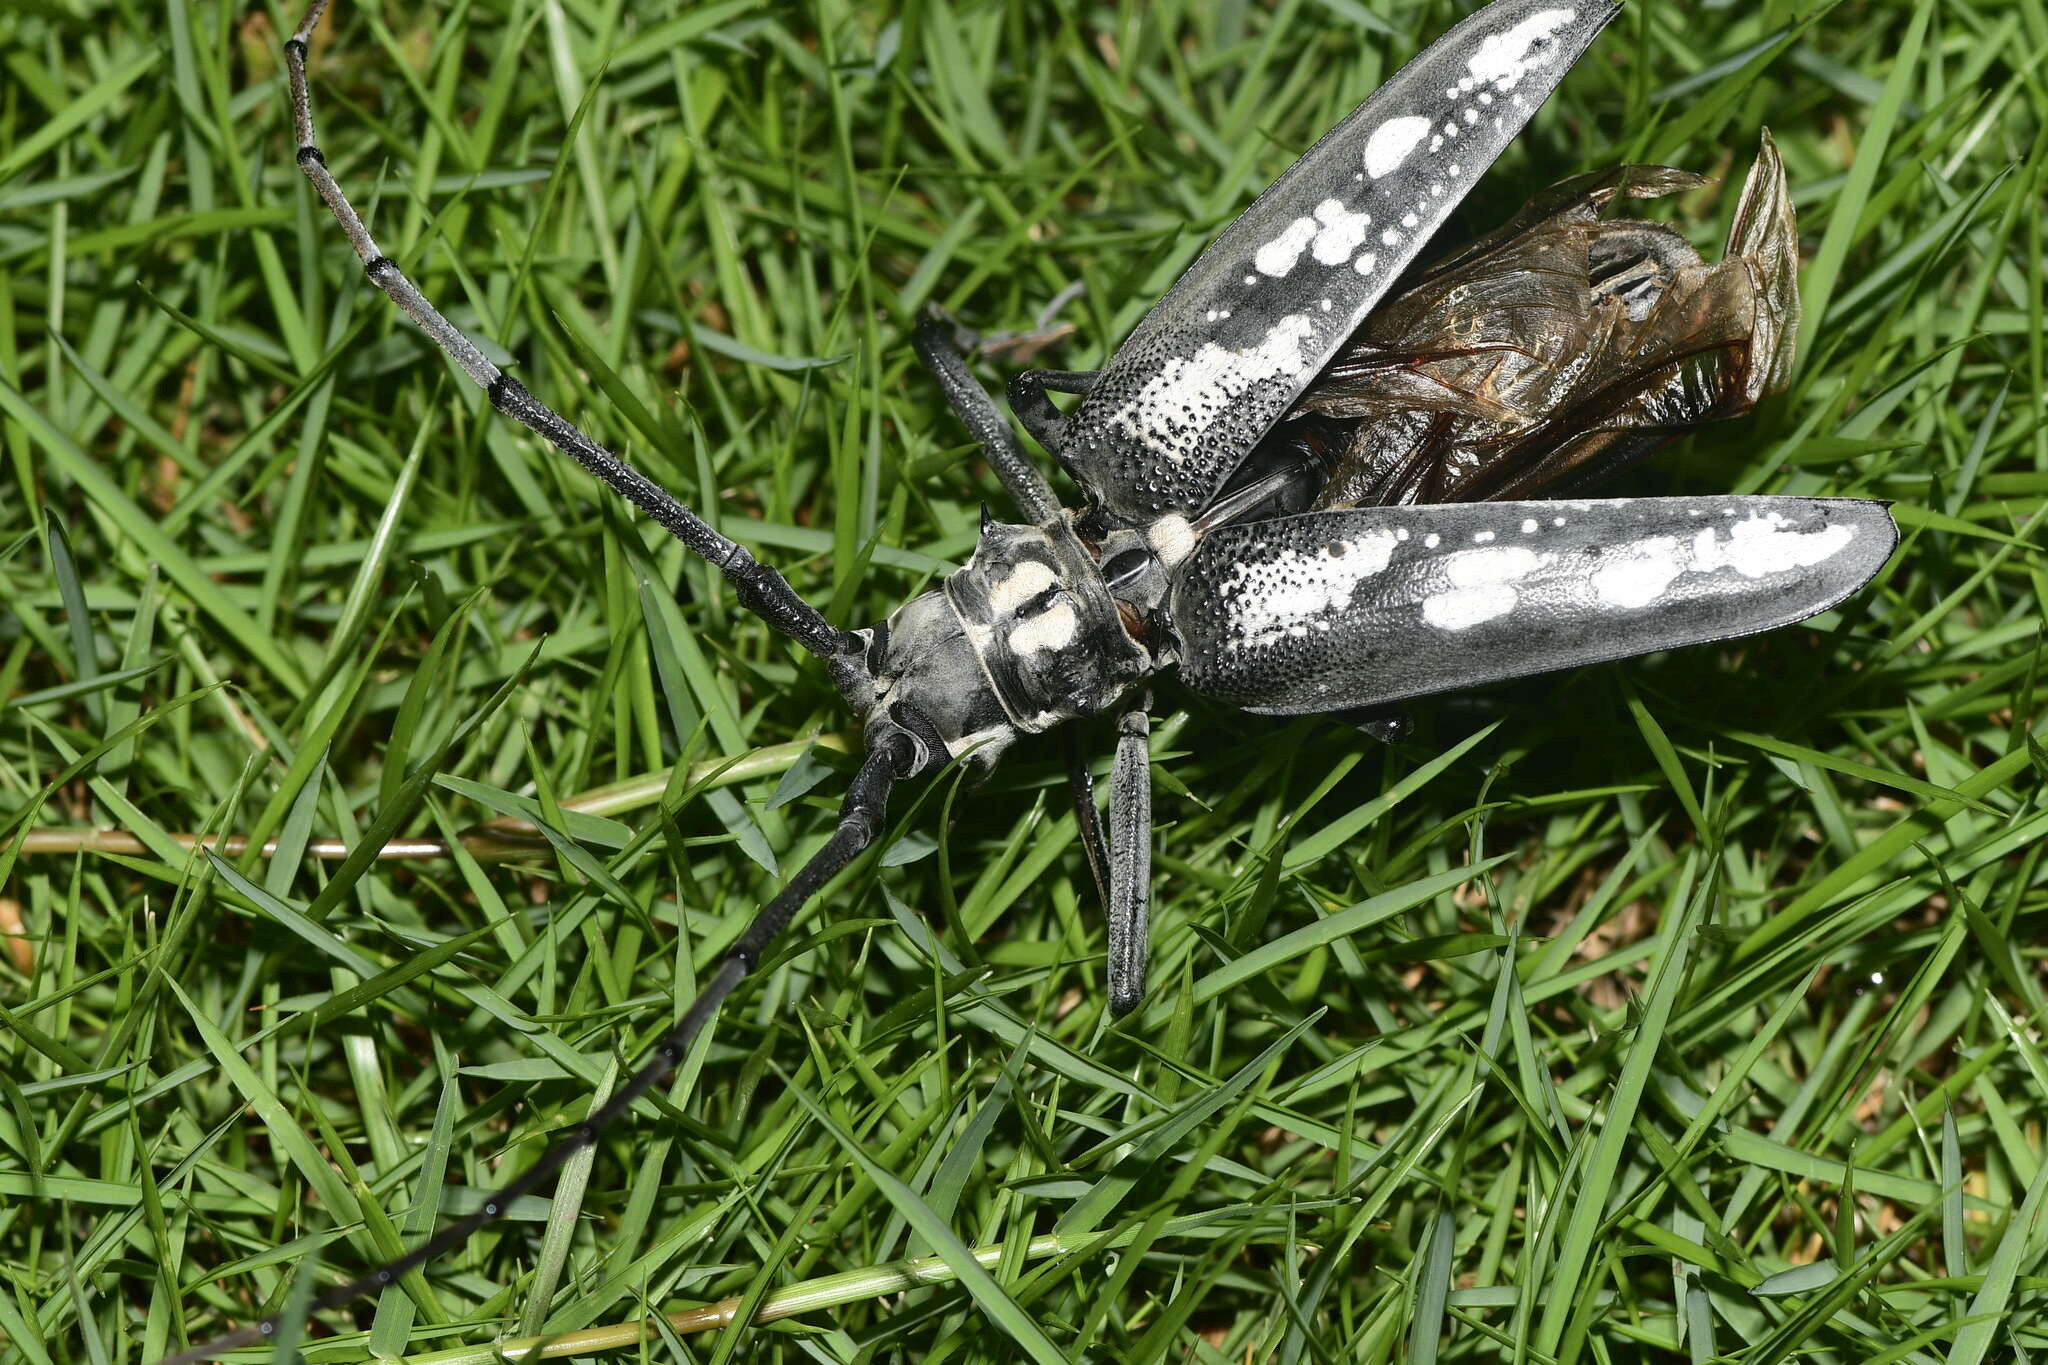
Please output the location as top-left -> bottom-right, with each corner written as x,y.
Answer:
1007,368 -> 1098,455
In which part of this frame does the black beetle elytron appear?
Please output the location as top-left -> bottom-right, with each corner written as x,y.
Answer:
168,0 -> 1895,1356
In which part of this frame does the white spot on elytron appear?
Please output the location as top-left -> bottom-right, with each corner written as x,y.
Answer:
1222,533 -> 1400,651
1424,533 -> 1441,549
1008,599 -> 1078,656
1319,298 -> 1332,311
1205,309 -> 1218,321
1258,200 -> 1374,278
1146,513 -> 1196,568
1432,135 -> 1445,152
1553,516 -> 1567,527
1469,11 -> 1577,89
1380,228 -> 1402,246
1430,183 -> 1444,197
1588,513 -> 1860,610
1244,274 -> 1258,286
1443,122 -> 1460,138
1396,527 -> 1410,541
1479,92 -> 1494,105
1254,216 -> 1319,278
1422,546 -> 1549,631
1355,171 -> 1366,181
1449,163 -> 1461,176
1112,314 -> 1315,459
1521,518 -> 1539,534
1354,252 -> 1378,275
1310,199 -> 1371,264
1364,115 -> 1432,178
1401,212 -> 1419,229
1590,536 -> 1684,609
987,560 -> 1056,615
1474,530 -> 1496,543
1693,512 -> 1856,579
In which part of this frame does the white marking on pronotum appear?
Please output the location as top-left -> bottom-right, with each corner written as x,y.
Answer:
1007,600 -> 1078,656
946,725 -> 1010,758
986,560 -> 1056,615
1422,546 -> 1549,631
1113,314 -> 1315,458
1590,536 -> 1685,609
1146,513 -> 1197,569
1693,512 -> 1856,578
1222,533 -> 1400,651
1469,10 -> 1576,89
1364,115 -> 1431,178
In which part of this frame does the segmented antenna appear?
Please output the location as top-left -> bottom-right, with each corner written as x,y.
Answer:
157,5 -> 909,1357
279,0 -> 858,664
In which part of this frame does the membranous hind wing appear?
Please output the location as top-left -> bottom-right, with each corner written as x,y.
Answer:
1058,1 -> 1620,529
1291,135 -> 1801,508
1172,498 -> 1895,714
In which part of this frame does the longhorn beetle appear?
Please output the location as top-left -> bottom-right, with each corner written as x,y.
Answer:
171,0 -> 1896,1356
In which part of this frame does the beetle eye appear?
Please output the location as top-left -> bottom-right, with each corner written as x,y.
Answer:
1101,548 -> 1152,592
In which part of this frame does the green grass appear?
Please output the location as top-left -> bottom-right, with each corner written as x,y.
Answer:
3,0 -> 2045,1360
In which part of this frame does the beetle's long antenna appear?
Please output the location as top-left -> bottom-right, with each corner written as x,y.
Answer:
282,0 -> 856,662
160,734 -> 910,1365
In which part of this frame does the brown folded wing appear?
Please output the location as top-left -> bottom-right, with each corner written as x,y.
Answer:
1288,133 -> 1799,510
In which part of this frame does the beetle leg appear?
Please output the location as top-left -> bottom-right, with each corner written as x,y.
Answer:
161,727 -> 914,1365
1106,692 -> 1153,1016
1008,368 -> 1100,455
913,309 -> 1062,525
1064,728 -> 1114,912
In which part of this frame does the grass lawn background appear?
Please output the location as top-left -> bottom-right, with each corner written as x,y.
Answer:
3,0 -> 2045,1360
